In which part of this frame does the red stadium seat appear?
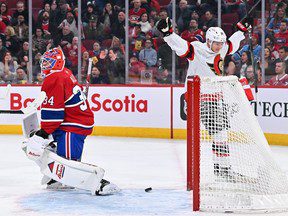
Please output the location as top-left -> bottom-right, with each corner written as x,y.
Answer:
7,0 -> 29,10
158,0 -> 171,6
32,1 -> 43,8
222,13 -> 239,26
82,40 -> 96,51
221,13 -> 239,37
33,8 -> 41,21
101,39 -> 112,49
6,0 -> 17,9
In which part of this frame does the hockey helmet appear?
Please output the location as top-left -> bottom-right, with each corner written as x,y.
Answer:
206,27 -> 226,51
40,47 -> 65,75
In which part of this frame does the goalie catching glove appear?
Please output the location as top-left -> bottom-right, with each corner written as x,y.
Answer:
22,129 -> 50,161
157,17 -> 173,37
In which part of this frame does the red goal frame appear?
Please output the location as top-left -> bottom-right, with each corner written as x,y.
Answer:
186,76 -> 200,211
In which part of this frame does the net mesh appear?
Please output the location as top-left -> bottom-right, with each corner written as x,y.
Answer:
196,76 -> 288,212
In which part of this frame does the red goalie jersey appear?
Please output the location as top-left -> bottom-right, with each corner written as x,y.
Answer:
40,68 -> 94,135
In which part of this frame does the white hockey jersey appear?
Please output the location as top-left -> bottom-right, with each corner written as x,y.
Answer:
164,31 -> 245,78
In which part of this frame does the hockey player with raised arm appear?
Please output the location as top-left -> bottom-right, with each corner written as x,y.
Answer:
22,47 -> 119,195
157,18 -> 253,182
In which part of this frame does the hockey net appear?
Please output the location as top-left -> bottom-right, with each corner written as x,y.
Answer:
186,75 -> 288,213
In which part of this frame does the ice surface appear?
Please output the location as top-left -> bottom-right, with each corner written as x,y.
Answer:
0,135 -> 287,216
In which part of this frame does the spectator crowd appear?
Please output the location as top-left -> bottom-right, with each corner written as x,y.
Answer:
0,0 -> 287,86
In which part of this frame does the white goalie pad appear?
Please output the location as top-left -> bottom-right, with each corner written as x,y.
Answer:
22,111 -> 39,138
21,105 -> 105,195
22,125 -> 104,194
38,149 -> 105,195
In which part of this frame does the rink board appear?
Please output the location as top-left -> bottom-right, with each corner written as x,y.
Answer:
0,85 -> 287,145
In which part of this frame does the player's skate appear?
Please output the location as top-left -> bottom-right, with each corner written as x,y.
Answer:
214,163 -> 258,184
95,179 -> 120,195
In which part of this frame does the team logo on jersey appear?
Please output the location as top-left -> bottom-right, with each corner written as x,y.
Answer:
56,164 -> 65,179
207,54 -> 223,76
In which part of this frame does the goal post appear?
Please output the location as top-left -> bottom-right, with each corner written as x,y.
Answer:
186,75 -> 200,211
186,75 -> 288,213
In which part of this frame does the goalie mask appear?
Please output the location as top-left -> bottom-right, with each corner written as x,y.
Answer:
206,27 -> 227,53
40,47 -> 65,75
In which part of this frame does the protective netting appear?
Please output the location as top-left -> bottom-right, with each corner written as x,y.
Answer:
197,76 -> 288,212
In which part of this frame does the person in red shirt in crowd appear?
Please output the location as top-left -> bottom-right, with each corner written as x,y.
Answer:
89,41 -> 101,58
63,37 -> 86,65
37,11 -> 57,39
63,36 -> 86,74
129,0 -> 146,24
0,18 -> 6,34
129,54 -> 146,78
0,2 -> 12,25
180,19 -> 205,42
265,60 -> 288,86
274,21 -> 288,51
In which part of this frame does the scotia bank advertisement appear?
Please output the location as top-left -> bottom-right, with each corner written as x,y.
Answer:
0,85 -> 171,135
0,85 -> 287,144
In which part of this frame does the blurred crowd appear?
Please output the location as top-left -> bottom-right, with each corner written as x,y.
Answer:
0,0 -> 287,86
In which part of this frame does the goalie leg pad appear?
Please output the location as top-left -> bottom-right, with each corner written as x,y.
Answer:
38,149 -> 105,195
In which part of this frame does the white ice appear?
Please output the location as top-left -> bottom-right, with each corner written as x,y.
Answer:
0,135 -> 288,216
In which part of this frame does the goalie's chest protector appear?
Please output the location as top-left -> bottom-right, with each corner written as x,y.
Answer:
187,41 -> 227,78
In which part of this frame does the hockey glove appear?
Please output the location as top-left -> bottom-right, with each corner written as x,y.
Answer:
236,22 -> 251,33
157,17 -> 173,37
23,129 -> 50,161
30,128 -> 49,139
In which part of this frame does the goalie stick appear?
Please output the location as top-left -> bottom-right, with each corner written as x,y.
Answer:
84,57 -> 93,97
0,91 -> 46,114
239,0 -> 261,24
0,84 -> 11,100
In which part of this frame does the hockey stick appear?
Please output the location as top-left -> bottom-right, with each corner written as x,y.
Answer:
243,0 -> 258,94
84,58 -> 93,97
239,0 -> 261,23
0,84 -> 11,100
0,91 -> 46,114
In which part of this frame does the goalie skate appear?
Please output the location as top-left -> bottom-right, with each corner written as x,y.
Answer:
46,179 -> 75,190
95,179 -> 120,195
214,164 -> 258,184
